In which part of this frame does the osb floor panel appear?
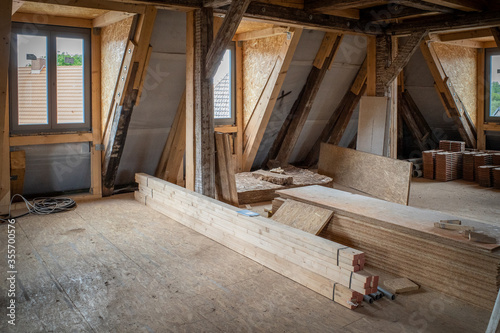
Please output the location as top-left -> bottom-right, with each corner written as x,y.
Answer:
0,194 -> 493,332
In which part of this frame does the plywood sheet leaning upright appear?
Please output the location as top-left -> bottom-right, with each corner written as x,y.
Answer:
242,29 -> 302,171
215,132 -> 238,206
318,143 -> 412,205
356,96 -> 389,156
271,199 -> 333,235
0,1 -> 12,210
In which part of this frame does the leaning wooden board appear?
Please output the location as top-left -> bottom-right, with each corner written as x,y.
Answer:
318,143 -> 412,205
271,199 -> 333,235
277,185 -> 500,252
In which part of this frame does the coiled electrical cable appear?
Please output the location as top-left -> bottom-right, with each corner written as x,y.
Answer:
0,194 -> 76,222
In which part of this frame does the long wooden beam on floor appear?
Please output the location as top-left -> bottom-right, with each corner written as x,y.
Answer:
102,6 -> 157,196
0,0 -> 13,209
419,38 -> 476,148
267,33 -> 344,168
302,59 -> 367,167
242,28 -> 302,172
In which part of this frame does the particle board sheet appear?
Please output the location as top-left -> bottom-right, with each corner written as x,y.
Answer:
318,143 -> 412,205
356,96 -> 389,156
276,185 -> 500,252
276,185 -> 500,309
271,199 -> 334,235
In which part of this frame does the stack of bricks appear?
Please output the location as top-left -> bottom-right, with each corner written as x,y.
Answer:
462,152 -> 478,181
493,168 -> 500,189
439,140 -> 466,152
478,165 -> 497,187
435,152 -> 463,182
474,154 -> 493,180
423,150 -> 443,180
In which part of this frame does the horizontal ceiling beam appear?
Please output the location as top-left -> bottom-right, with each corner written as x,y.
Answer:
23,0 -> 146,13
306,0 -> 382,11
203,0 -> 231,8
387,10 -> 500,35
392,0 -> 454,13
360,5 -> 433,23
421,0 -> 484,12
436,28 -> 492,42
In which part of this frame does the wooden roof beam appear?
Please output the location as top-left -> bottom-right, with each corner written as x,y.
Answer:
306,0 -> 383,11
12,1 -> 24,14
492,27 -> 500,49
360,5 -> 435,23
203,0 -> 231,8
387,10 -> 500,35
436,28 -> 492,42
420,0 -> 484,12
93,11 -> 136,27
22,0 -> 147,13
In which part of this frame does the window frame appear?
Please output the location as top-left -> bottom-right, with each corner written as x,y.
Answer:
214,42 -> 236,126
485,47 -> 500,123
9,23 -> 92,135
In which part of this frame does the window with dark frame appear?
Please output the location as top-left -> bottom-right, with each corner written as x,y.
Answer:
9,23 -> 92,134
485,48 -> 500,123
213,43 -> 236,126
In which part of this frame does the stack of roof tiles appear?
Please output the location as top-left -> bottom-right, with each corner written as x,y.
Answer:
422,150 -> 443,180
462,152 -> 479,181
439,140 -> 465,152
474,154 -> 493,180
478,166 -> 497,187
435,152 -> 463,182
493,168 -> 500,189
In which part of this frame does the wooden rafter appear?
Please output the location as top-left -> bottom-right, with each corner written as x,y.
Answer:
378,30 -> 428,88
306,0 -> 381,11
203,0 -> 231,7
242,28 -> 302,172
491,27 -> 500,49
393,0 -> 454,13
436,28 -> 492,42
267,33 -> 344,167
206,0 -> 251,79
102,7 -> 157,196
234,26 -> 289,42
387,9 -> 500,35
23,0 -> 146,13
421,0 -> 484,12
93,11 -> 135,27
155,91 -> 186,183
360,5 -> 433,23
303,59 -> 367,167
419,39 -> 476,148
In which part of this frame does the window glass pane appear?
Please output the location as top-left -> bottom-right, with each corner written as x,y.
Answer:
213,49 -> 232,119
490,55 -> 500,118
17,34 -> 48,125
56,37 -> 85,124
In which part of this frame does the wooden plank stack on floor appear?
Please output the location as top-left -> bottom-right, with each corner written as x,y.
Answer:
134,174 -> 379,309
276,185 -> 500,310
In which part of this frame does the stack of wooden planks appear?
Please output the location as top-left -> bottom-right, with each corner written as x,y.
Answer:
435,152 -> 463,182
462,152 -> 478,181
135,174 -> 378,309
422,150 -> 442,180
439,140 -> 465,152
478,165 -> 497,187
474,154 -> 493,180
276,185 -> 500,310
494,168 -> 500,189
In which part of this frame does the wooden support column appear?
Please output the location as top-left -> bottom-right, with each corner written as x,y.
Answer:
102,7 -> 157,196
366,36 -> 376,96
235,41 -> 243,173
91,28 -> 102,197
0,0 -> 12,209
186,8 -> 215,197
242,28 -> 302,172
477,48 -> 486,150
268,33 -> 344,167
389,36 -> 398,158
420,38 -> 476,148
303,59 -> 367,167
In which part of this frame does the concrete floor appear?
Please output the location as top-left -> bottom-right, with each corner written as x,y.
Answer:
0,191 -> 497,332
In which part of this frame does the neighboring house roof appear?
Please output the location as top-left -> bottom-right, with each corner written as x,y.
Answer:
214,72 -> 231,119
